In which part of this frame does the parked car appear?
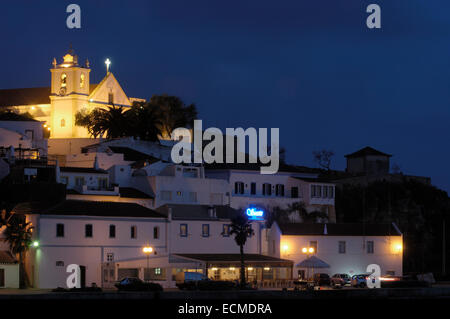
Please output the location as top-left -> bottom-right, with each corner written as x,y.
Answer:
331,273 -> 351,287
313,273 -> 331,286
176,272 -> 209,290
351,274 -> 371,288
114,277 -> 163,291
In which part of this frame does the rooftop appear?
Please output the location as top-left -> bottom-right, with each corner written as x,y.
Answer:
345,146 -> 392,158
13,200 -> 164,218
174,253 -> 293,266
157,204 -> 240,221
60,166 -> 108,174
278,223 -> 401,236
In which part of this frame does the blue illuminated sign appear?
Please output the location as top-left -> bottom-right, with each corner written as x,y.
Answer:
246,208 -> 265,220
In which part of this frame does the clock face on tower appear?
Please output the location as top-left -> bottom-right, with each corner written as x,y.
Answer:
59,87 -> 67,96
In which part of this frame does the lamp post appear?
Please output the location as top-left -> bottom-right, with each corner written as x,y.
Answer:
302,247 -> 315,281
142,246 -> 153,282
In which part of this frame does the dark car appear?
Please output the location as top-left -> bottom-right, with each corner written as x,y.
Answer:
331,273 -> 351,287
114,277 -> 163,291
313,273 -> 331,286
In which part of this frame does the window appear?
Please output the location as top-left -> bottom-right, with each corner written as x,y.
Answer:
234,182 -> 244,194
155,268 -> 161,275
56,261 -> 64,267
106,253 -> 114,262
323,186 -> 328,198
202,224 -> 210,237
338,241 -> 346,254
188,192 -> 197,202
85,224 -> 93,238
291,187 -> 299,198
80,73 -> 85,88
61,73 -> 67,87
98,177 -> 108,189
311,185 -> 322,198
276,184 -> 285,197
309,241 -> 318,253
367,241 -> 374,254
180,224 -> 188,237
153,226 -> 159,239
250,182 -> 256,195
222,224 -> 230,237
75,177 -> 85,187
56,223 -> 64,237
131,226 -> 137,239
328,186 -> 334,198
108,93 -> 114,104
109,225 -> 116,238
317,186 -> 322,197
262,183 -> 272,196
176,191 -> 182,197
60,176 -> 68,185
161,191 -> 172,201
60,118 -> 65,128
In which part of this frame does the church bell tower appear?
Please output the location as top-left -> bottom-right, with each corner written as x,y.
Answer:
50,48 -> 91,138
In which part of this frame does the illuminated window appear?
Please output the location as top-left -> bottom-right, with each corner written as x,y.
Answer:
80,73 -> 85,88
202,224 -> 210,237
222,224 -> 230,237
61,73 -> 67,87
180,224 -> 188,237
60,119 -> 65,127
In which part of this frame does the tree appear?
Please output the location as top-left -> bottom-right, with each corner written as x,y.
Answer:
126,102 -> 162,142
267,202 -> 328,227
1,213 -> 34,289
147,94 -> 197,139
313,150 -> 335,171
228,213 -> 255,288
75,105 -> 130,139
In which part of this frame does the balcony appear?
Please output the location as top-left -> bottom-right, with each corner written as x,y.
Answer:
74,184 -> 120,196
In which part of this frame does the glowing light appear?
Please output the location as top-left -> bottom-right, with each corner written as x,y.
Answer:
32,241 -> 39,248
211,267 -> 218,271
308,247 -> 315,254
142,246 -> 153,254
31,106 -> 35,110
229,267 -> 235,271
43,124 -> 47,128
47,127 -> 51,131
105,58 -> 111,73
264,267 -> 270,271
246,207 -> 264,220
282,244 -> 289,252
393,243 -> 403,253
302,247 -> 307,253
247,267 -> 253,271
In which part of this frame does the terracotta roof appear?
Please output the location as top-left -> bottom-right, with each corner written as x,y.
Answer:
13,200 -> 164,218
0,251 -> 17,264
0,84 -> 98,107
174,253 -> 293,265
345,147 -> 392,158
278,223 -> 401,236
60,166 -> 108,174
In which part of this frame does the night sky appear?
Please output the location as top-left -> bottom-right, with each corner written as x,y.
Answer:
0,0 -> 449,193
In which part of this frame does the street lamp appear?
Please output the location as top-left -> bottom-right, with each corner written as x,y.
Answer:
32,241 -> 39,248
302,246 -> 315,281
143,246 -> 153,282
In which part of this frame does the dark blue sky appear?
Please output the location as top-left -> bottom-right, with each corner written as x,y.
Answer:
0,0 -> 449,193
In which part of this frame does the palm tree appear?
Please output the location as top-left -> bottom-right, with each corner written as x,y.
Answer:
1,213 -> 34,289
126,102 -> 162,142
75,105 -> 130,139
229,213 -> 254,289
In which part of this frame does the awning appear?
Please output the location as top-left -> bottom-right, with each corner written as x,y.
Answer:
173,254 -> 293,268
296,256 -> 330,268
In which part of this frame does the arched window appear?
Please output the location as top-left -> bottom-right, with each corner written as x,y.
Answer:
60,119 -> 65,127
80,73 -> 85,88
61,73 -> 67,87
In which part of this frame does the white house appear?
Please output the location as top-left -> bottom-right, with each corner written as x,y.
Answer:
0,251 -> 19,289
205,165 -> 337,222
267,222 -> 403,279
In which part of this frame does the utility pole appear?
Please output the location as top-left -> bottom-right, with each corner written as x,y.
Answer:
443,220 -> 446,276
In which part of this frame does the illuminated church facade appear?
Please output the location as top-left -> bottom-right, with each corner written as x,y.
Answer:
0,49 -> 144,139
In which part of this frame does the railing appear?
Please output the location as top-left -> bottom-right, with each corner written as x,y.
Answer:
255,280 -> 295,289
